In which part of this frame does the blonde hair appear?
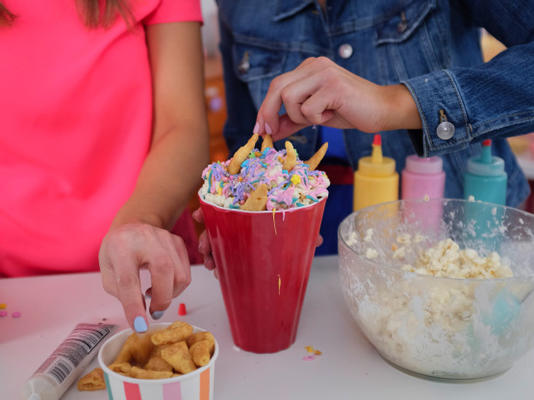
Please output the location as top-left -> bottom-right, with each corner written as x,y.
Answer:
0,0 -> 132,27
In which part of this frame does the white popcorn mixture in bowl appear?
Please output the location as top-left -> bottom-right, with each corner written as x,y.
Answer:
339,199 -> 534,380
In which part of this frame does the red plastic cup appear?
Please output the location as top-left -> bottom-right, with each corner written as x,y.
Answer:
199,195 -> 327,353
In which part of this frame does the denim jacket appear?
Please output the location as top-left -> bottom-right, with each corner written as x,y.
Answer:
217,0 -> 534,206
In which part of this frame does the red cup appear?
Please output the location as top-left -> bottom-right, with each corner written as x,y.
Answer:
199,195 -> 327,353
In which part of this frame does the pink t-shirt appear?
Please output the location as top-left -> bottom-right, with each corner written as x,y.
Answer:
0,0 -> 202,277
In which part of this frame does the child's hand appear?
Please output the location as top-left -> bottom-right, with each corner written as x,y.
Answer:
254,57 -> 421,141
99,223 -> 191,332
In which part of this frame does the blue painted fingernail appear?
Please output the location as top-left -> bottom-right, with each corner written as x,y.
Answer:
134,316 -> 148,332
151,311 -> 164,320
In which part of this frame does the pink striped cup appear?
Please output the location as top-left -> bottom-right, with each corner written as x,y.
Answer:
98,323 -> 219,400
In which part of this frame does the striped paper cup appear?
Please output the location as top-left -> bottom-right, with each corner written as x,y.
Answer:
98,323 -> 218,400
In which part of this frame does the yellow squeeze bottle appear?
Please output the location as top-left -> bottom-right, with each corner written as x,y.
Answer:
353,134 -> 399,211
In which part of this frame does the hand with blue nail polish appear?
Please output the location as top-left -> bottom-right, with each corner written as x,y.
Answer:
99,223 -> 192,331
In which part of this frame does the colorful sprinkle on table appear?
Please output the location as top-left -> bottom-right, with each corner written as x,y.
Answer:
11,312 -> 21,318
304,345 -> 322,360
178,303 -> 187,316
0,311 -> 7,317
0,303 -> 6,309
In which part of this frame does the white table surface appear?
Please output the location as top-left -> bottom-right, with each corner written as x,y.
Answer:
2,256 -> 534,400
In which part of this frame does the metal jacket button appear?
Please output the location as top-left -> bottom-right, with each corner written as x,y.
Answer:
338,44 -> 353,59
437,109 -> 455,140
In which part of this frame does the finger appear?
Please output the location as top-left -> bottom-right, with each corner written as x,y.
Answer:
112,256 -> 147,332
257,63 -> 316,135
198,231 -> 210,258
147,250 -> 175,317
257,57 -> 335,135
280,74 -> 325,126
100,261 -> 118,296
272,114 -> 309,141
316,234 -> 324,247
192,208 -> 204,224
300,88 -> 337,126
171,235 -> 192,297
204,254 -> 216,271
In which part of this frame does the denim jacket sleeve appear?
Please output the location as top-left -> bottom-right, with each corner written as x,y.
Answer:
402,0 -> 534,157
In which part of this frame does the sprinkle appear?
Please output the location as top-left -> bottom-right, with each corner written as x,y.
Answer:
290,174 -> 301,185
278,274 -> 282,295
11,311 -> 21,318
0,303 -> 6,310
178,303 -> 187,316
302,355 -> 316,361
0,311 -> 7,317
272,208 -> 277,235
305,346 -> 315,354
207,170 -> 213,192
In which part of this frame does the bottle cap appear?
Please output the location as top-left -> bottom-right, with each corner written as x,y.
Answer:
358,134 -> 396,177
467,140 -> 505,177
405,155 -> 443,174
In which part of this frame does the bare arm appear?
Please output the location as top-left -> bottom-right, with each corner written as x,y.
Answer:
99,22 -> 209,331
113,22 -> 209,229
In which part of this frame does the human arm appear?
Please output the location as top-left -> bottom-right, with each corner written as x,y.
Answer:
255,0 -> 534,157
99,21 -> 209,330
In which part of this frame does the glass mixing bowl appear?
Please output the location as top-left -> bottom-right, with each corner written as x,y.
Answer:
338,199 -> 534,380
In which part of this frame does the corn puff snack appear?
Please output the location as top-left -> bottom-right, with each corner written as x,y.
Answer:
282,141 -> 297,171
305,142 -> 328,171
228,134 -> 259,174
190,340 -> 212,367
151,321 -> 193,346
128,366 -> 174,380
261,134 -> 273,151
241,183 -> 268,211
161,341 -> 196,374
186,331 -> 215,353
144,355 -> 173,372
77,368 -> 106,391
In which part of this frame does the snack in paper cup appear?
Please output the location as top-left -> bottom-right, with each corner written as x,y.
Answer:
98,322 -> 218,400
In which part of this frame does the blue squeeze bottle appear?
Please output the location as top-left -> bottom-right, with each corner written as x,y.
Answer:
464,139 -> 507,205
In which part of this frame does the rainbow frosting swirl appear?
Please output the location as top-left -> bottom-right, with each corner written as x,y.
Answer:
200,146 -> 330,210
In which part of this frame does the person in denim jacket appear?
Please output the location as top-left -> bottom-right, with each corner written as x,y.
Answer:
207,0 -> 534,257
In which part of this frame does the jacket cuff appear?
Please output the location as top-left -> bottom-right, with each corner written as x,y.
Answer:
402,69 -> 472,157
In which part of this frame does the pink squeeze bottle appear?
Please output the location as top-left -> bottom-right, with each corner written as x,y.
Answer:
401,155 -> 446,232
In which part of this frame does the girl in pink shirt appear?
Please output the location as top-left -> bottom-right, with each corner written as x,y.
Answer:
0,0 -> 208,332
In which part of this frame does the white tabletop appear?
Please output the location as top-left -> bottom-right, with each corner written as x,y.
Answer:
2,256 -> 534,400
